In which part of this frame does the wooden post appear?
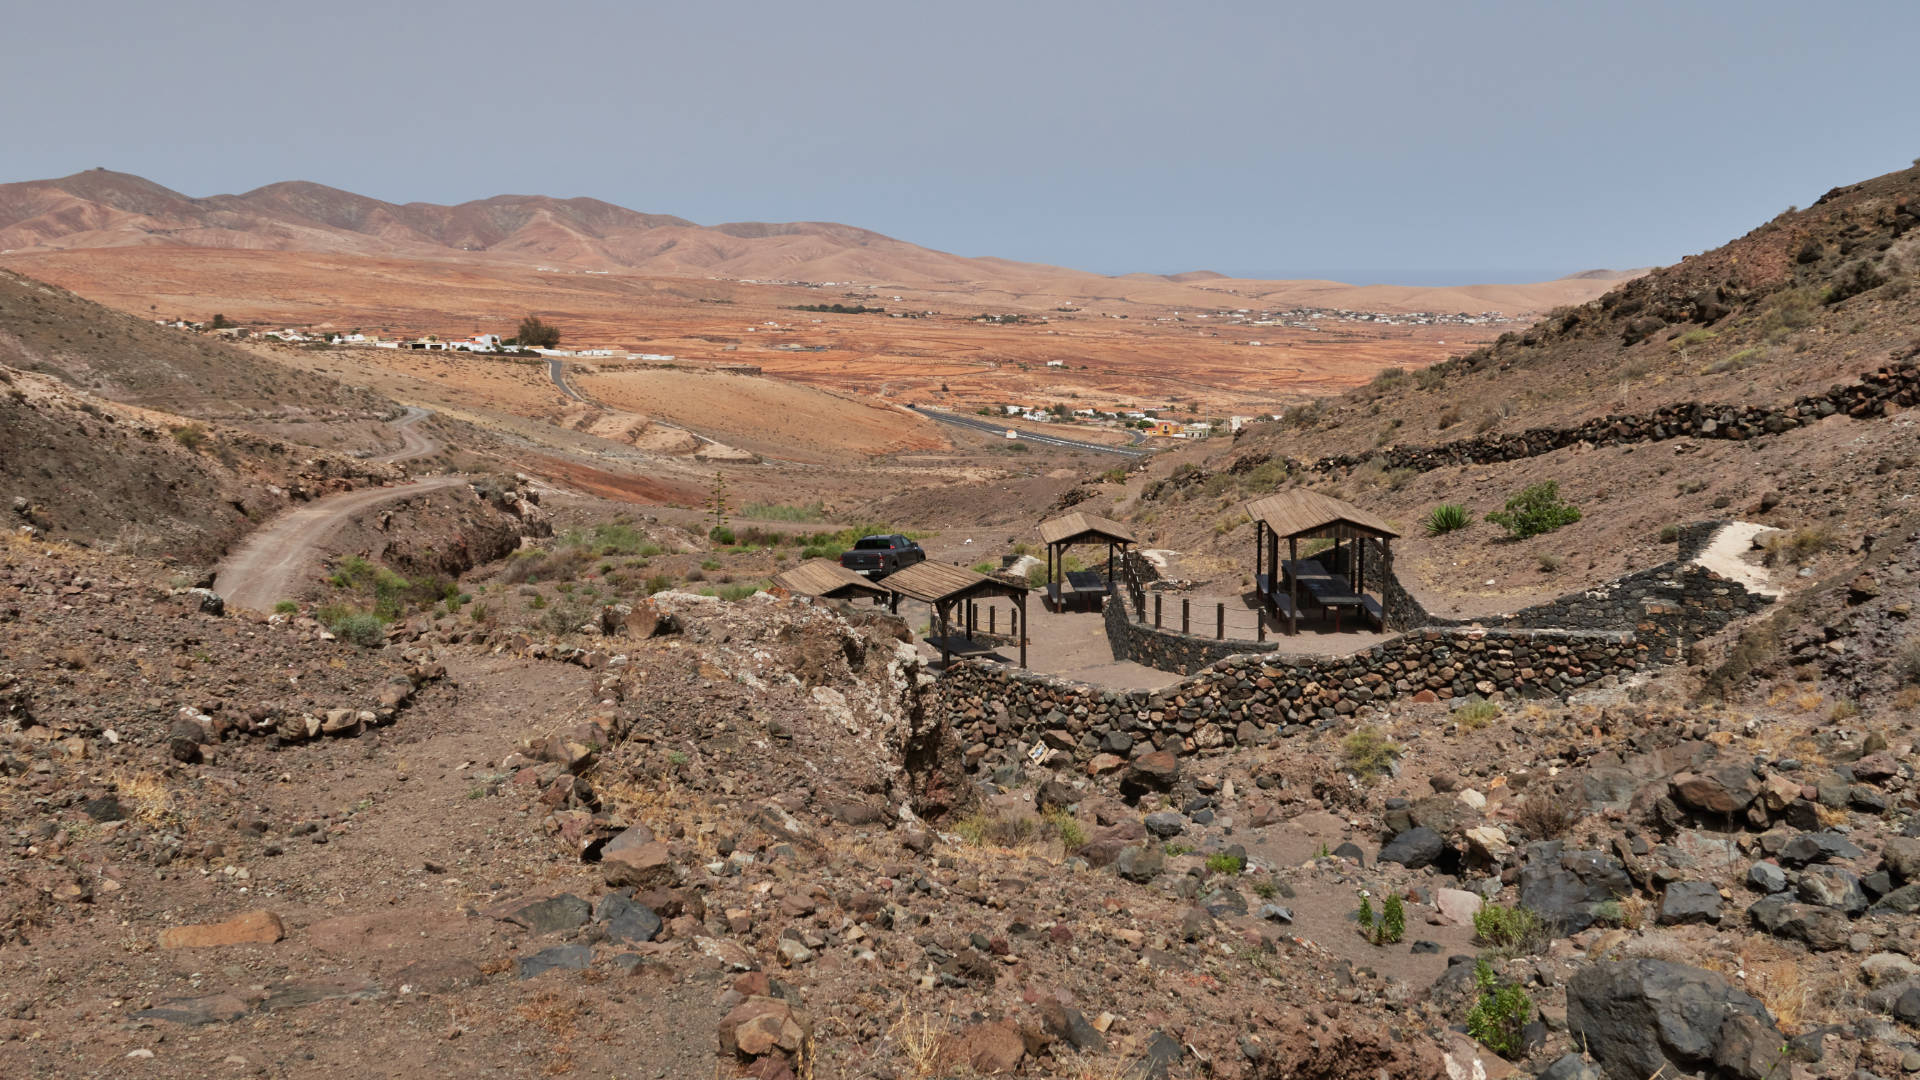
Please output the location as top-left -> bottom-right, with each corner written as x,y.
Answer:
1288,536 -> 1299,636
1154,593 -> 1162,627
1182,598 -> 1190,635
989,607 -> 996,635
1257,609 -> 1266,642
966,600 -> 975,642
1016,590 -> 1027,669
1107,544 -> 1115,594
938,601 -> 951,665
1357,536 -> 1366,597
1216,602 -> 1224,640
1254,520 -> 1263,588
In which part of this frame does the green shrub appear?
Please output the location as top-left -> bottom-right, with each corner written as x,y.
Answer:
1251,880 -> 1277,900
1763,525 -> 1836,566
1424,503 -> 1471,536
1536,553 -> 1562,573
170,423 -> 207,451
317,605 -> 386,647
1382,892 -> 1406,943
1472,903 -> 1543,949
1358,891 -> 1405,945
1454,696 -> 1501,729
1341,726 -> 1402,778
972,562 -> 996,575
1043,809 -> 1086,850
742,501 -> 826,522
1485,481 -> 1581,539
709,526 -> 736,546
272,600 -> 298,614
1205,853 -> 1247,875
1464,960 -> 1533,1058
1657,523 -> 1682,543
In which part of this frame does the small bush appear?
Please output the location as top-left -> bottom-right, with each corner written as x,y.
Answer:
272,600 -> 298,614
709,526 -> 736,546
954,813 -> 1040,848
1485,481 -> 1581,539
1763,525 -> 1836,566
1536,553 -> 1562,573
170,424 -> 207,451
1472,904 -> 1543,949
1454,697 -> 1500,729
318,606 -> 386,647
1898,638 -> 1920,685
1341,726 -> 1402,779
1205,853 -> 1246,875
1043,809 -> 1086,850
742,501 -> 826,522
1358,891 -> 1406,945
1514,787 -> 1579,840
1657,523 -> 1682,543
1464,960 -> 1533,1059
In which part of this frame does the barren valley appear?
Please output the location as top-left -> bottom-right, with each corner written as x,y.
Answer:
0,160 -> 1918,1080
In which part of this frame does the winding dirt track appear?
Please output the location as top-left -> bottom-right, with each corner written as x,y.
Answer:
213,476 -> 468,612
376,406 -> 441,463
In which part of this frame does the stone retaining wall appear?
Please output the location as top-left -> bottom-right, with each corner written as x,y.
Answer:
1310,360 -> 1918,475
931,626 -> 1650,767
1330,520 -> 1771,649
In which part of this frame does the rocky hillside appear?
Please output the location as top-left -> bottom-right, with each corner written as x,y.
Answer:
1092,162 -> 1919,634
0,268 -> 385,419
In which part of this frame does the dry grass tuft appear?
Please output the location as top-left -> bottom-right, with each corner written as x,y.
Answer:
111,770 -> 181,826
887,1006 -> 947,1079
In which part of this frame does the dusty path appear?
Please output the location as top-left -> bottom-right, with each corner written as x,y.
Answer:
1694,520 -> 1784,598
214,476 -> 468,611
375,406 -> 440,463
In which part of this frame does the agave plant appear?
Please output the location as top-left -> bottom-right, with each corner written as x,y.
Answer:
1423,502 -> 1471,536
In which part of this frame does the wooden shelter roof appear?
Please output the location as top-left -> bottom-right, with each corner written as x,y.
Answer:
882,562 -> 1029,606
1038,511 -> 1138,547
774,559 -> 889,601
1245,489 -> 1401,540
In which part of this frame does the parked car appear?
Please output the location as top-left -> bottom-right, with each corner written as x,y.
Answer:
838,534 -> 926,578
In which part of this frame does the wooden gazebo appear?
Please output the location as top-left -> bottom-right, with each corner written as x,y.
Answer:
1245,489 -> 1400,635
1037,511 -> 1136,612
882,562 -> 1031,668
772,559 -> 890,604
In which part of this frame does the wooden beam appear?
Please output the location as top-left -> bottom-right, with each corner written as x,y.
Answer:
1016,590 -> 1027,669
1289,536 -> 1299,636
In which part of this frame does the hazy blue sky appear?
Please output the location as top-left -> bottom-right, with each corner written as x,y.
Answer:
5,0 -> 1915,282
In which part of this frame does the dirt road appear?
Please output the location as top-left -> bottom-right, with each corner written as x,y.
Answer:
376,406 -> 440,463
214,476 -> 468,612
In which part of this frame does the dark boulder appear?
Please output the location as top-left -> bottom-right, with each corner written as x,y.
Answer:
1378,827 -> 1445,869
1566,959 -> 1784,1080
1658,881 -> 1724,925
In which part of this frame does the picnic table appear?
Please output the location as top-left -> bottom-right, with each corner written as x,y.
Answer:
1047,570 -> 1111,612
1280,559 -> 1366,632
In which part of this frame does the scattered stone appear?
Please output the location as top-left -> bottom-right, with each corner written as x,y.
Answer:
1658,881 -> 1724,925
595,893 -> 662,944
1434,887 -> 1482,926
1040,1001 -> 1107,1053
1377,827 -> 1444,869
1143,811 -> 1185,839
515,944 -> 592,979
504,894 -> 593,935
1114,843 -> 1164,883
157,910 -> 285,949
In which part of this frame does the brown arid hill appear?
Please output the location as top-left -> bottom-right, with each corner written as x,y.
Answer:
0,268 -> 386,419
1094,161 -> 1919,627
0,169 -> 1629,316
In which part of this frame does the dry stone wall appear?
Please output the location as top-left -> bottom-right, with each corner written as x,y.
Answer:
944,523 -> 1778,763
932,627 -> 1649,767
1309,360 -> 1918,475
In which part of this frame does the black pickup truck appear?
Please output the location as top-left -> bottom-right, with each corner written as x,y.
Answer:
838,534 -> 926,578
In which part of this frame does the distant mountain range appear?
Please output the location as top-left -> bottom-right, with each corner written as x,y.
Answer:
0,169 -> 1642,313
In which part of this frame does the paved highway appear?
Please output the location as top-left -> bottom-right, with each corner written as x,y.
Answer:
910,407 -> 1151,457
